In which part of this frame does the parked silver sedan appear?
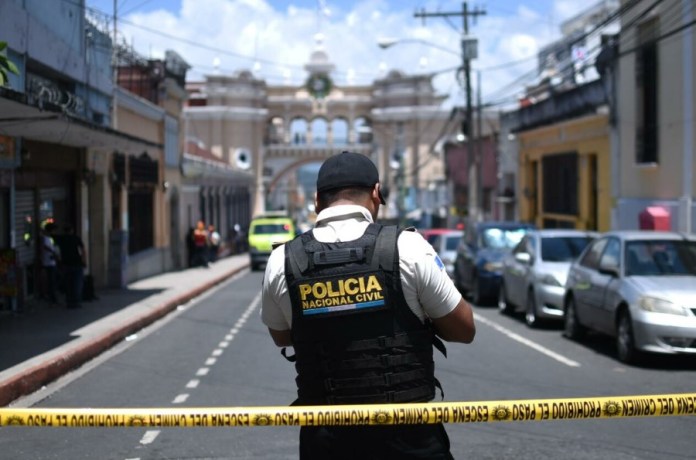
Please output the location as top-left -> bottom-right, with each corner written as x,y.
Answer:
429,230 -> 464,279
564,231 -> 696,363
498,229 -> 595,327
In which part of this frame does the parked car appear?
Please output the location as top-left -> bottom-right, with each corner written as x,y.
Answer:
420,228 -> 456,246
247,212 -> 297,271
429,230 -> 464,279
564,231 -> 696,363
453,221 -> 535,305
498,229 -> 596,327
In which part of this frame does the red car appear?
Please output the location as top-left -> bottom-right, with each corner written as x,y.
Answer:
420,228 -> 458,246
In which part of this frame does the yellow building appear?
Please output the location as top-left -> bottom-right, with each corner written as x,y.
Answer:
518,113 -> 612,231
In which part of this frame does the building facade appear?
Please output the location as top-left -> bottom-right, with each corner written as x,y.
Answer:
499,0 -> 620,230
612,0 -> 696,232
185,40 -> 451,228
0,1 -> 243,311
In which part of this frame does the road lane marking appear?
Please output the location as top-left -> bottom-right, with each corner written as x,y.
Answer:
474,314 -> 581,367
186,379 -> 200,389
196,367 -> 209,376
140,430 -> 160,445
212,349 -> 223,356
172,394 -> 189,404
205,357 -> 217,366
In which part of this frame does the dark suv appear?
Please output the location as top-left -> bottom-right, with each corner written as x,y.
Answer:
453,221 -> 535,305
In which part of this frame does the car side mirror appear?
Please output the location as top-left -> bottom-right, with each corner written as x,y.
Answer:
598,264 -> 620,277
514,252 -> 532,264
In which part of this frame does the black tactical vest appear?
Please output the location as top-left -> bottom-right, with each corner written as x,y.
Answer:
284,223 -> 445,405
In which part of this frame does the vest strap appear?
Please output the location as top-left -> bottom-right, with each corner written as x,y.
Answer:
318,351 -> 432,373
323,368 -> 430,391
336,330 -> 434,353
326,385 -> 434,404
313,247 -> 365,265
372,225 -> 397,272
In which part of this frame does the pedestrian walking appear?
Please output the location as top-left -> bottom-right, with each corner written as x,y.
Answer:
192,220 -> 209,267
185,226 -> 195,267
39,223 -> 60,306
208,224 -> 221,263
55,225 -> 86,309
261,151 -> 476,459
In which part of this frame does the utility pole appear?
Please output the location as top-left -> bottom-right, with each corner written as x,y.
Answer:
415,2 -> 486,222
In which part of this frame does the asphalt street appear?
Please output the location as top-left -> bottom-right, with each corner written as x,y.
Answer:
2,269 -> 695,459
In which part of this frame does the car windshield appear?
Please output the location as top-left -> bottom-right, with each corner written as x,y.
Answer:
481,228 -> 528,249
625,240 -> 696,276
253,223 -> 290,234
425,234 -> 440,245
445,235 -> 462,251
541,236 -> 593,262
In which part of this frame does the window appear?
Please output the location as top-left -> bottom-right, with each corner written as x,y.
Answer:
599,238 -> 620,271
481,227 -> 529,249
542,153 -> 578,215
445,234 -> 462,251
625,240 -> 696,276
580,238 -> 608,269
541,236 -> 593,262
635,18 -> 659,164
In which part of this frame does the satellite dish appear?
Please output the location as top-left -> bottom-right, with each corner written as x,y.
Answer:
235,148 -> 252,170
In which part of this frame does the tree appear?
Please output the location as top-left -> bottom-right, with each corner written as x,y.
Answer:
0,41 -> 19,87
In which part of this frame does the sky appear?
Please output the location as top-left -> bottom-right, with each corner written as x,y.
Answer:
84,0 -> 593,108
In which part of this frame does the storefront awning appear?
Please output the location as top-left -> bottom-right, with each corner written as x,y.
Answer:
0,88 -> 162,154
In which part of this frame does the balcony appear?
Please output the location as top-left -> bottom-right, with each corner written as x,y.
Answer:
265,142 -> 372,159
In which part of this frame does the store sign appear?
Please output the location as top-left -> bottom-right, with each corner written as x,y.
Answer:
27,74 -> 85,116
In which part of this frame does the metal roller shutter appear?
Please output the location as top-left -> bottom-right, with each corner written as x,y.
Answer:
14,190 -> 35,266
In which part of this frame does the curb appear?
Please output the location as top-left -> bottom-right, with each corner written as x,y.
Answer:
0,263 -> 248,407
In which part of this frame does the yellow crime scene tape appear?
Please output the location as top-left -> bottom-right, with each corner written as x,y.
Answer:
1,393 -> 694,428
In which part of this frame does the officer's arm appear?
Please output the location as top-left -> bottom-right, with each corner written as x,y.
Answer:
268,328 -> 293,347
431,297 -> 476,343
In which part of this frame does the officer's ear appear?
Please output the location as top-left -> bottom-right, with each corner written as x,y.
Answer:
314,191 -> 323,214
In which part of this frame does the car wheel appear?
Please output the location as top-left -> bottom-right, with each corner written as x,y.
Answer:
497,281 -> 512,314
525,289 -> 541,328
563,296 -> 584,340
617,309 -> 640,364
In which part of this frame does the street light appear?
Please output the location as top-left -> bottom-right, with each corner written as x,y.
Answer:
377,37 -> 461,58
378,34 -> 481,223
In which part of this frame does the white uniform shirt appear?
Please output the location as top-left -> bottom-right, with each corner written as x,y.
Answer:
261,205 -> 462,331
41,235 -> 58,267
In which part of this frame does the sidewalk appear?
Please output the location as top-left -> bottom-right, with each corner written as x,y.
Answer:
0,254 -> 250,406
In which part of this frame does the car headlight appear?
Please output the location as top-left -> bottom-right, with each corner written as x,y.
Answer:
483,261 -> 503,273
540,274 -> 562,287
638,296 -> 688,316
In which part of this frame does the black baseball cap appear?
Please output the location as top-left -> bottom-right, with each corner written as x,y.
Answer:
316,151 -> 386,204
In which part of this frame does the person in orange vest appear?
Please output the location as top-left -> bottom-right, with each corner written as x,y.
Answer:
192,220 -> 209,267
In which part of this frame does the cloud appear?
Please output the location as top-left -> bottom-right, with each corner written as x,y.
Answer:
104,0 -> 586,108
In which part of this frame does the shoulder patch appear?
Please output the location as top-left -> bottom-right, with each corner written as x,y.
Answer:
434,254 -> 445,270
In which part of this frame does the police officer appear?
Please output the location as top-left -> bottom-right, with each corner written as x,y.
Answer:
261,151 -> 475,459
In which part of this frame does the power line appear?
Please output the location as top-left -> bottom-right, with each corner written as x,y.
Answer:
482,0 -> 663,108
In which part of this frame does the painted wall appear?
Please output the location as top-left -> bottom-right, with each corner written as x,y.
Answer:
518,114 -> 611,231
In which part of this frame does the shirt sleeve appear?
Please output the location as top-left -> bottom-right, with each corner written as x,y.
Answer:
260,245 -> 293,331
398,231 -> 462,321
